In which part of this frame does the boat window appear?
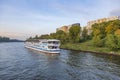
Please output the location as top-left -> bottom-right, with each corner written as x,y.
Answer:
48,46 -> 58,49
48,46 -> 52,49
42,42 -> 47,43
48,41 -> 52,44
48,41 -> 59,44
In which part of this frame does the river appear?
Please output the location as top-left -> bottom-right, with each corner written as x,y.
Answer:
0,42 -> 120,80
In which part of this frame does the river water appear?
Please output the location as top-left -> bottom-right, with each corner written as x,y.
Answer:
0,42 -> 120,80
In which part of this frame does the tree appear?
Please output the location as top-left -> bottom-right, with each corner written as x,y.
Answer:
105,34 -> 118,50
35,35 -> 39,39
40,34 -> 50,39
56,30 -> 67,44
49,33 -> 57,39
116,35 -> 120,49
115,29 -> 120,35
82,27 -> 88,41
56,30 -> 64,34
105,21 -> 120,34
69,25 -> 81,43
92,23 -> 106,39
92,35 -> 105,47
115,30 -> 120,49
91,20 -> 120,49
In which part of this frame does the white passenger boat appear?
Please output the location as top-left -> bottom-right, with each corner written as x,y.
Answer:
25,39 -> 60,53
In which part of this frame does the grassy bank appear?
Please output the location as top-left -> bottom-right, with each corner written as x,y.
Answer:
60,40 -> 120,55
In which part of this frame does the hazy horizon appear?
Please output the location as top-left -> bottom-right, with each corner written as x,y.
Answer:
0,0 -> 120,40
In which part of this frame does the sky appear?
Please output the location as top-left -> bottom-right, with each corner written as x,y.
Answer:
0,0 -> 120,40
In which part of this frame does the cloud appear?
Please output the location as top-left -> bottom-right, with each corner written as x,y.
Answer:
0,3 -> 79,40
110,9 -> 120,16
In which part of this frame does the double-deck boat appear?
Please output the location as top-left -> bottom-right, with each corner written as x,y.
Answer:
25,39 -> 60,53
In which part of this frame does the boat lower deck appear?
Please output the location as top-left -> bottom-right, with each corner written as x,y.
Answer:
25,46 -> 60,54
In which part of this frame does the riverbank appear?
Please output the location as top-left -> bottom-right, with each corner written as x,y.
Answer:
60,40 -> 120,56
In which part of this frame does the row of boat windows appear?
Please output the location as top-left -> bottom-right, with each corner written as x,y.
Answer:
35,45 -> 58,49
42,41 -> 59,44
48,46 -> 58,49
26,42 -> 59,44
32,46 -> 58,49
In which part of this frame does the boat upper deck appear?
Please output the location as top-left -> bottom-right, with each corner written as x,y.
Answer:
25,39 -> 60,45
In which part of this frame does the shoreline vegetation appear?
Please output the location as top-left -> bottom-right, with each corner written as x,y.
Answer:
60,40 -> 120,56
0,36 -> 24,42
26,20 -> 120,55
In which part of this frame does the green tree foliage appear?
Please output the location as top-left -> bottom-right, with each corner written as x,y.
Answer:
40,34 -> 50,39
92,23 -> 106,39
29,37 -> 33,39
105,34 -> 118,50
82,27 -> 88,41
92,23 -> 106,47
115,29 -> 120,35
49,33 -> 57,39
115,30 -> 120,49
26,36 -> 33,41
92,35 -> 105,47
0,36 -> 10,42
56,30 -> 68,44
116,35 -> 120,49
69,25 -> 81,43
105,20 -> 120,34
35,35 -> 39,39
92,20 -> 120,49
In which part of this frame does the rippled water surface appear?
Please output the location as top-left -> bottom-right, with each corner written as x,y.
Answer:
0,42 -> 120,80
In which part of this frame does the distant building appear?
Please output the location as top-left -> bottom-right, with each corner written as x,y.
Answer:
86,16 -> 120,34
56,26 -> 68,33
56,23 -> 80,33
71,23 -> 80,27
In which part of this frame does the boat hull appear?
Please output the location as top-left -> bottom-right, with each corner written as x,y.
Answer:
25,46 -> 60,54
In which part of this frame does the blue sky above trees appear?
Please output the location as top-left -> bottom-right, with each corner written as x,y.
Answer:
0,0 -> 120,40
